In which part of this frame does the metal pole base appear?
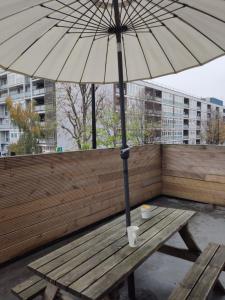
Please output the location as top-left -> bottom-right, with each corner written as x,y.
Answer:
128,273 -> 136,300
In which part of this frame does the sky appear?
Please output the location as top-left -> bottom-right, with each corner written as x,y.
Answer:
149,56 -> 225,103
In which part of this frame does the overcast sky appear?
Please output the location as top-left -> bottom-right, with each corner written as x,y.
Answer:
150,56 -> 225,103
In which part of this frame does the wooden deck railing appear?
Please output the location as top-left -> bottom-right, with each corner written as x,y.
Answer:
0,145 -> 161,264
1,144 -> 225,264
162,145 -> 225,206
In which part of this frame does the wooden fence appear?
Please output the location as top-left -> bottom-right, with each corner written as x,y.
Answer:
0,145 -> 161,264
162,145 -> 225,206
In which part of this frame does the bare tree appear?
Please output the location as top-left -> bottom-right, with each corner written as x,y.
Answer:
57,83 -> 104,149
202,111 -> 225,145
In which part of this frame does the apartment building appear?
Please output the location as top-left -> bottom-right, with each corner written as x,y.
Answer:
114,81 -> 225,145
0,69 -> 56,155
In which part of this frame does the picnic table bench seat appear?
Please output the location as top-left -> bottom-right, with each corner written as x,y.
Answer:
169,243 -> 225,300
11,275 -> 47,300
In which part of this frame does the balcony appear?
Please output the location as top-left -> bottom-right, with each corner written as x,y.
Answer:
34,105 -> 45,112
0,84 -> 7,90
183,125 -> 189,130
1,145 -> 225,300
32,88 -> 45,96
9,93 -> 24,100
183,114 -> 189,118
196,115 -> 201,120
0,122 -> 10,130
0,137 -> 10,143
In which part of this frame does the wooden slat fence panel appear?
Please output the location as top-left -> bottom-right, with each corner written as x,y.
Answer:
0,145 -> 161,264
162,145 -> 225,206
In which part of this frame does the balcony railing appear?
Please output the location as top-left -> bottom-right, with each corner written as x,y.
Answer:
0,137 -> 10,143
0,84 -> 7,90
0,123 -> 10,130
196,115 -> 201,120
183,125 -> 189,129
34,105 -> 45,112
183,114 -> 189,118
32,88 -> 45,96
0,95 -> 8,102
10,93 -> 24,100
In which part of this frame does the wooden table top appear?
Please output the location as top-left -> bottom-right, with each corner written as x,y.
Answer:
28,205 -> 195,300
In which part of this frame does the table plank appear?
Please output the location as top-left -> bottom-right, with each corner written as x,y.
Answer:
67,210 -> 185,296
168,243 -> 219,299
82,210 -> 195,300
29,207 -> 143,270
45,207 -> 167,282
55,207 -> 172,287
188,244 -> 225,299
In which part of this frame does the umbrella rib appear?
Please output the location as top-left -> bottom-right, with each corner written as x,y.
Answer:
0,0 -> 105,49
131,7 -> 183,28
101,0 -> 116,27
54,0 -> 109,81
5,1 -> 106,73
0,0 -> 54,22
79,0 -> 111,82
152,1 -> 225,53
129,1 -> 184,29
150,30 -> 176,72
103,35 -> 110,83
122,0 -> 155,27
89,0 -> 114,28
178,1 -> 225,25
164,26 -> 201,65
122,1 -> 152,78
45,0 -> 109,29
130,0 -> 201,64
126,0 -> 165,27
55,0 -> 111,28
43,9 -> 107,31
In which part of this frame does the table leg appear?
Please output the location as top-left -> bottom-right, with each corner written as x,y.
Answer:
179,224 -> 201,254
43,283 -> 59,300
128,273 -> 136,300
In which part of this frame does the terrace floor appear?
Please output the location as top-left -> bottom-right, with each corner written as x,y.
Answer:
1,196 -> 225,300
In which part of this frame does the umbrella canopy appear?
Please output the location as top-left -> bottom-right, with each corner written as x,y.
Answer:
1,2 -> 225,299
0,0 -> 225,83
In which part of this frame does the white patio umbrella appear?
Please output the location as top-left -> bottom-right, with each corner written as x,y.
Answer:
0,1 -> 225,298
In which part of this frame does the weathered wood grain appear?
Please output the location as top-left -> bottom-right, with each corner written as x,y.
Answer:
0,145 -> 161,264
169,243 -> 225,300
162,145 -> 225,206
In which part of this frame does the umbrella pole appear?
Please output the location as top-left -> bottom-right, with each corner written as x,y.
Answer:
113,0 -> 135,299
91,84 -> 97,149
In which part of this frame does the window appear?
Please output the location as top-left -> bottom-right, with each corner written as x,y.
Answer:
155,90 -> 162,98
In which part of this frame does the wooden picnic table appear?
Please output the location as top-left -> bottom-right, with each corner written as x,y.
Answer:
28,205 -> 197,300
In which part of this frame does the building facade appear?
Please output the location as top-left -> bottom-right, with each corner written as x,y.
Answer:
0,68 -> 57,155
115,81 -> 225,145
